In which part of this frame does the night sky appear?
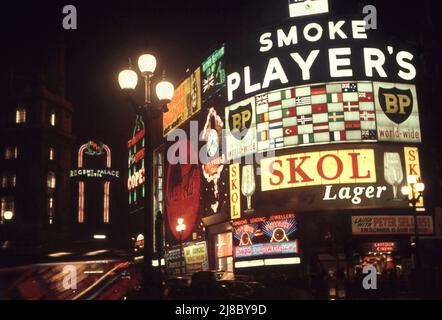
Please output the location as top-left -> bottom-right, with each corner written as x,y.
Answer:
1,0 -> 441,203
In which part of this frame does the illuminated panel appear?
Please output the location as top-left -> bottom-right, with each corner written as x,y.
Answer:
375,83 -> 421,143
229,163 -> 241,220
234,241 -> 298,259
404,147 -> 423,207
103,181 -> 110,223
260,149 -> 376,191
78,182 -> 84,223
163,67 -> 201,136
289,0 -> 329,18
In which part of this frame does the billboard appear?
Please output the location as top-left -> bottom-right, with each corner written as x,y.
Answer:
224,81 -> 421,161
165,139 -> 202,244
351,215 -> 434,235
163,67 -> 202,136
233,214 -> 299,260
374,82 -> 421,143
257,145 -> 424,212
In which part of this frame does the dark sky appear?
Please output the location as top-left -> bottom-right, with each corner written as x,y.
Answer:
1,0 -> 441,190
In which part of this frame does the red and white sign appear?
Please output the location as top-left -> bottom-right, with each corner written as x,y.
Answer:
352,215 -> 434,235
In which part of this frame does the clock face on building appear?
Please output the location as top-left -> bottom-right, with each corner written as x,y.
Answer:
207,128 -> 219,157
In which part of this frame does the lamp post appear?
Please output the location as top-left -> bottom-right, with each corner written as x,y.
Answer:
118,53 -> 174,299
176,217 -> 186,276
401,175 -> 425,273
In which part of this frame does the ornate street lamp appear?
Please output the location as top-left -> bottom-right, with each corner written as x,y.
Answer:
118,53 -> 174,298
401,175 -> 425,272
176,217 -> 186,276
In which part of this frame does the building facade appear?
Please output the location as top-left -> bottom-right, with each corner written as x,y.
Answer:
0,48 -> 74,249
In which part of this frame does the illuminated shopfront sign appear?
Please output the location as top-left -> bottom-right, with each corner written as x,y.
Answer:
404,147 -> 423,207
233,214 -> 298,260
361,242 -> 398,254
70,169 -> 119,178
352,215 -> 434,235
73,140 -> 114,224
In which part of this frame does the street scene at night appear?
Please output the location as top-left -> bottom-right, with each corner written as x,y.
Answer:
1,0 -> 442,308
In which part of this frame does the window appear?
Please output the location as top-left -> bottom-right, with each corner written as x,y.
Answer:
48,197 -> 55,225
1,197 -> 15,224
15,108 -> 26,124
47,171 -> 56,189
49,147 -> 55,161
5,146 -> 18,160
1,173 -> 16,188
50,112 -> 56,127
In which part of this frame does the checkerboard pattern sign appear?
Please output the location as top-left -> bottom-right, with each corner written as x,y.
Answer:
255,81 -> 377,152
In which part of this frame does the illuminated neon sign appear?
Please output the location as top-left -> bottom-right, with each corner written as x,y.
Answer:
128,115 -> 145,212
75,140 -> 114,224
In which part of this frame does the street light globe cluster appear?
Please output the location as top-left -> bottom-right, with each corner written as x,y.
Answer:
401,175 -> 425,197
118,53 -> 174,104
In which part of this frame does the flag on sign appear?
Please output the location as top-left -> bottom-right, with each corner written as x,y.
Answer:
284,126 -> 298,137
345,121 -> 361,130
360,110 -> 375,121
270,137 -> 284,149
297,114 -> 313,125
257,112 -> 269,123
256,94 -> 268,105
358,92 -> 374,102
283,107 -> 296,118
362,130 -> 376,140
312,103 -> 328,114
269,119 -> 283,129
328,112 -> 345,122
343,101 -> 359,112
313,122 -> 329,133
258,130 -> 269,142
311,84 -> 327,95
342,83 -> 357,92
299,133 -> 314,144
330,131 -> 346,141
327,92 -> 343,103
295,96 -> 312,106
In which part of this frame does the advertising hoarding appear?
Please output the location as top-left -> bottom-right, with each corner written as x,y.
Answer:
163,68 -> 202,136
351,215 -> 434,235
233,214 -> 299,260
256,145 -> 423,213
224,81 -> 422,161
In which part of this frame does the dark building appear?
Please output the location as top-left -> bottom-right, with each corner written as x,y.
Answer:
0,46 -> 74,250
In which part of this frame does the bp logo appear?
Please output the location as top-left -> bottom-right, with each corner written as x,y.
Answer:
378,86 -> 414,124
228,102 -> 253,141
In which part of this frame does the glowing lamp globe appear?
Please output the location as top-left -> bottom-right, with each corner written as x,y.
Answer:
3,211 -> 13,220
156,80 -> 174,102
138,54 -> 157,75
416,182 -> 425,193
401,186 -> 410,196
118,69 -> 138,90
